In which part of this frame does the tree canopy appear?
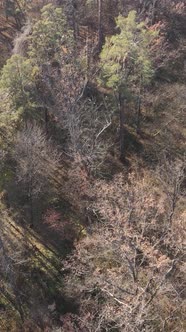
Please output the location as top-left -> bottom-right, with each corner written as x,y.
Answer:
0,2 -> 185,331
100,10 -> 158,92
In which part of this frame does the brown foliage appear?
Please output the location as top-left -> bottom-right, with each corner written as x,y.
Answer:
62,168 -> 185,331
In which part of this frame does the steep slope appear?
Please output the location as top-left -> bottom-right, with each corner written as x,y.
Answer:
0,201 -> 64,331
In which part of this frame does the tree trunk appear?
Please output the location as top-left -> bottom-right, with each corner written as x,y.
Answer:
30,192 -> 34,226
136,95 -> 141,135
97,0 -> 103,52
136,74 -> 142,135
151,0 -> 158,25
28,178 -> 34,227
44,107 -> 49,136
86,27 -> 90,80
71,0 -> 77,42
119,93 -> 126,162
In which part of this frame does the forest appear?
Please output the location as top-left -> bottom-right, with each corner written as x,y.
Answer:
0,0 -> 185,331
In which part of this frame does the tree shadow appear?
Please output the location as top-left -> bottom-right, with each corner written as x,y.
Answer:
0,204 -> 75,329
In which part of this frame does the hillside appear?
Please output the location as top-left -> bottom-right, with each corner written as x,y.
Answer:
0,1 -> 185,331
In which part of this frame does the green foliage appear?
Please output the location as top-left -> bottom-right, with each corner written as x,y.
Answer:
0,89 -> 23,147
28,4 -> 73,64
0,55 -> 38,145
100,10 -> 158,92
0,54 -> 38,109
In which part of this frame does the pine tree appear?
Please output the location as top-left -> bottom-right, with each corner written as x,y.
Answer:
100,10 -> 158,159
0,54 -> 38,110
28,4 -> 73,65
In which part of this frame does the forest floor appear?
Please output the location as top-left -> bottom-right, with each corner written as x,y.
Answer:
0,202 -> 66,331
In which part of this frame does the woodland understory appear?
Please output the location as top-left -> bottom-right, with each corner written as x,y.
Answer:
0,1 -> 185,331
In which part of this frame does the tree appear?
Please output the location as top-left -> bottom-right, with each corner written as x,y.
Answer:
28,3 -> 73,65
0,89 -> 22,149
24,3 -> 76,131
0,54 -> 38,111
100,10 -> 158,160
62,170 -> 185,331
87,0 -> 104,53
13,123 -> 61,225
97,0 -> 103,51
62,98 -> 112,174
4,0 -> 25,28
157,157 -> 185,225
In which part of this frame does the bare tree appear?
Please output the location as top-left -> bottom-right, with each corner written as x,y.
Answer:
44,52 -> 113,174
157,157 -> 185,225
63,98 -> 112,174
13,123 -> 61,225
62,170 -> 185,331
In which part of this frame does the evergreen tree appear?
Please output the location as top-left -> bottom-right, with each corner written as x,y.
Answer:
100,10 -> 157,91
100,10 -> 158,159
0,54 -> 38,110
28,4 -> 73,65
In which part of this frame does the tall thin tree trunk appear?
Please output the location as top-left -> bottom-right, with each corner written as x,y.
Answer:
29,191 -> 33,226
28,176 -> 34,227
71,0 -> 77,42
151,0 -> 158,25
44,107 -> 49,136
97,0 -> 103,52
119,93 -> 126,162
86,27 -> 90,80
136,95 -> 141,135
136,74 -> 142,134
